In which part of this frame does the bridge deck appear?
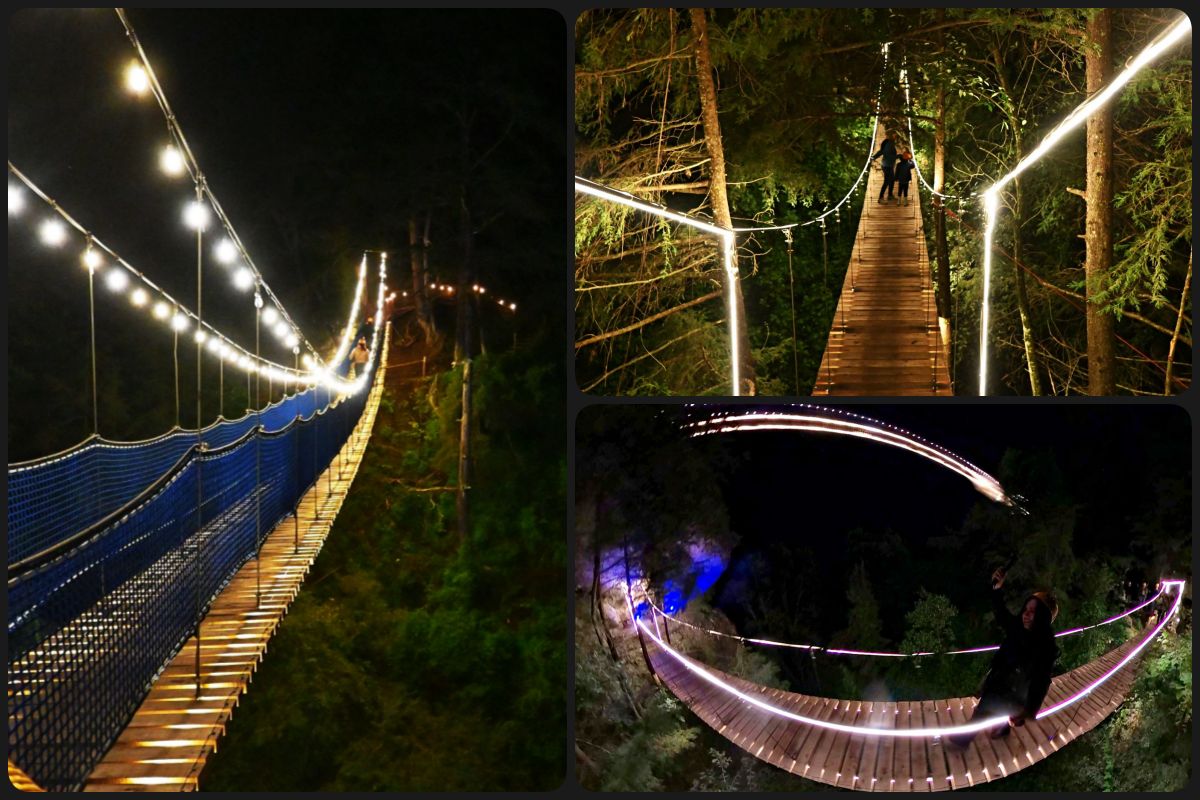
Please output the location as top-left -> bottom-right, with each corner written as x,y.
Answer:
648,632 -> 1140,791
79,328 -> 391,792
815,124 -> 951,396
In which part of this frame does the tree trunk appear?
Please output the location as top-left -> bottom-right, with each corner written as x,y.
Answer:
990,41 -> 1042,396
409,218 -> 436,345
1011,175 -> 1042,395
454,196 -> 475,365
456,358 -> 471,544
1084,9 -> 1116,395
689,8 -> 755,395
932,82 -> 952,350
1164,248 -> 1191,394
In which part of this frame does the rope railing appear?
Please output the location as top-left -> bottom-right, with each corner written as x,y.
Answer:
6,385 -> 325,566
6,322 -> 388,792
5,254 -> 384,566
640,584 -> 1168,657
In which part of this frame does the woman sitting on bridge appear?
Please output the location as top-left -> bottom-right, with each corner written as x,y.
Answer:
949,567 -> 1057,747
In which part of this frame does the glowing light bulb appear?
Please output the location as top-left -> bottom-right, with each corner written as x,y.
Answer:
292,345 -> 300,355
183,201 -> 210,231
273,321 -> 288,339
301,354 -> 314,369
253,293 -> 264,310
206,337 -> 220,353
509,302 -> 516,311
285,333 -> 299,348
39,218 -> 68,247
233,267 -> 254,291
125,62 -> 150,95
153,301 -> 171,320
171,313 -> 189,332
160,145 -> 186,177
8,183 -> 25,215
214,238 -> 237,264
194,330 -> 207,344
82,248 -> 103,273
104,268 -> 129,292
131,288 -> 149,307
261,306 -> 279,326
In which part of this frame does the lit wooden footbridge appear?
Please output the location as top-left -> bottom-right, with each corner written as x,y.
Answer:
814,122 -> 950,396
7,267 -> 393,792
636,580 -> 1183,791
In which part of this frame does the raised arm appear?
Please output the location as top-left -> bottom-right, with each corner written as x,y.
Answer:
991,569 -> 1021,635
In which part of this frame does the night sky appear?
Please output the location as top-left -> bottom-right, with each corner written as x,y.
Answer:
656,402 -> 1191,638
712,403 -> 1189,552
8,10 -> 566,459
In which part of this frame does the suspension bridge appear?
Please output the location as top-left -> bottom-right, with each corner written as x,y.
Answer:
814,123 -> 950,396
10,13 -> 413,791
621,408 -> 1187,790
7,257 -> 394,791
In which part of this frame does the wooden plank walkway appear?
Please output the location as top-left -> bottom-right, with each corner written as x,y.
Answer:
78,326 -> 392,792
648,631 -> 1142,791
815,123 -> 951,396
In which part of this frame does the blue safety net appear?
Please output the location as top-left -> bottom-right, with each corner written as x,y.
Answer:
7,386 -> 329,566
7,377 -> 372,792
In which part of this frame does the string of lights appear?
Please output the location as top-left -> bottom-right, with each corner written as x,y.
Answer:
899,62 -> 979,203
642,584 -> 1168,656
795,41 -> 892,229
9,160 -> 381,395
114,8 -> 323,367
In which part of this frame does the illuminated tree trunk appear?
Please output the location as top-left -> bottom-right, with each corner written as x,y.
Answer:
1084,9 -> 1116,394
1165,248 -> 1191,394
689,8 -> 755,395
932,83 -> 952,351
1010,174 -> 1042,395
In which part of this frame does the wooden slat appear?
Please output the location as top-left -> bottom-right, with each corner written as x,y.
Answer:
647,623 -> 1152,792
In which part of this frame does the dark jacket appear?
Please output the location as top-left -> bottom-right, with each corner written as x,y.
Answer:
894,158 -> 916,184
871,138 -> 898,168
981,587 -> 1057,718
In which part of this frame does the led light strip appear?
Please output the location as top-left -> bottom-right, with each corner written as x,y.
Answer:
637,618 -> 1008,737
636,580 -> 1183,737
645,584 -> 1167,656
115,8 -> 323,366
685,410 -> 1009,504
975,15 -> 1191,395
575,177 -> 740,396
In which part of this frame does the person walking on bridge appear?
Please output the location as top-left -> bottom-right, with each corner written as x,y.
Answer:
871,131 -> 899,204
894,151 -> 916,206
949,567 -> 1057,748
349,337 -> 370,379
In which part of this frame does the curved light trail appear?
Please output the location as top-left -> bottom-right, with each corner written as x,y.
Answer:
684,407 -> 1010,504
635,580 -> 1183,738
